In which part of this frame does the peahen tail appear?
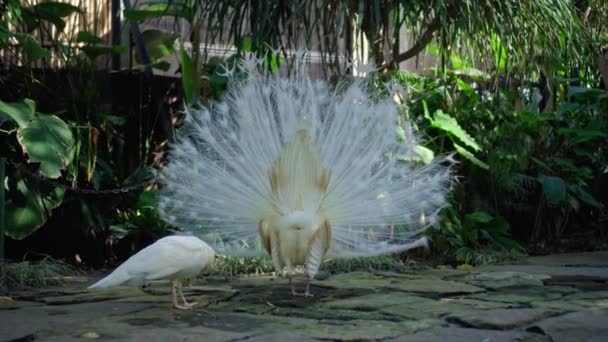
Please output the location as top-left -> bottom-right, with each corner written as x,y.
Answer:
88,268 -> 130,289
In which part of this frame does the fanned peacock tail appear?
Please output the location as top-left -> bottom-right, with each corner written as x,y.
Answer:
158,55 -> 455,258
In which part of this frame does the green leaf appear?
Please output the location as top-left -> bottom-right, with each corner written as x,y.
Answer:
455,246 -> 473,263
0,98 -> 36,128
102,114 -> 127,126
396,145 -> 435,165
454,143 -> 489,170
530,157 -> 552,173
123,2 -> 192,22
17,114 -> 75,179
268,52 -> 283,73
23,2 -> 80,32
30,2 -> 80,18
151,60 -> 172,71
465,211 -> 494,224
449,52 -> 472,71
5,178 -> 65,240
15,34 -> 50,61
75,31 -> 102,44
80,44 -> 125,59
567,86 -> 605,100
494,236 -> 524,251
454,68 -> 490,81
239,36 -> 253,52
140,29 -> 177,62
569,184 -> 604,209
428,109 -> 481,151
537,174 -> 567,207
181,46 -> 194,104
137,190 -> 160,209
109,224 -> 130,239
414,145 -> 435,165
490,33 -> 507,73
556,128 -> 608,145
395,126 -> 406,143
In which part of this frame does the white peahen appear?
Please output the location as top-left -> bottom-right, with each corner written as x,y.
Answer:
88,235 -> 215,309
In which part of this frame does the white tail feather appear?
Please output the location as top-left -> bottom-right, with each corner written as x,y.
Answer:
159,55 -> 455,258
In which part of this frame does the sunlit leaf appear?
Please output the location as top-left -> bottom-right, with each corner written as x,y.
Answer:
454,143 -> 489,170
17,114 -> 75,179
0,98 -> 36,128
428,109 -> 481,152
413,145 -> 435,165
5,177 -> 65,240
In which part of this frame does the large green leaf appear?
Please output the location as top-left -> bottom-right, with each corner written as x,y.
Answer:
15,34 -> 50,61
75,31 -> 103,44
5,178 -> 65,240
537,174 -> 567,207
427,109 -> 481,152
17,114 -> 75,179
22,2 -> 80,32
0,98 -> 36,127
569,184 -> 604,209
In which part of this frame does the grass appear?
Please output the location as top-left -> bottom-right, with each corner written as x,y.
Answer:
207,247 -> 528,278
0,257 -> 79,289
207,254 -> 422,278
463,248 -> 527,265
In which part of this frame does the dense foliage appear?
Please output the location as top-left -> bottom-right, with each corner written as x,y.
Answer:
0,0 -> 606,268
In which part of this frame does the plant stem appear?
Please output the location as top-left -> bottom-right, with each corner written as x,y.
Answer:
0,157 -> 5,263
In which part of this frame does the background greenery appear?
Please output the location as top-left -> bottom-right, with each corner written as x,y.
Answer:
1,0 -> 606,280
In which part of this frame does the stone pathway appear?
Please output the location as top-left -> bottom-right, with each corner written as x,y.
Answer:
1,252 -> 607,341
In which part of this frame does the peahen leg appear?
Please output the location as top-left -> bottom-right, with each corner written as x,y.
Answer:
172,280 -> 194,310
177,280 -> 198,308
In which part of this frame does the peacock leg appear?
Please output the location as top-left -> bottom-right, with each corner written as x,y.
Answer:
303,278 -> 314,297
284,261 -> 300,296
270,234 -> 284,277
291,281 -> 313,297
